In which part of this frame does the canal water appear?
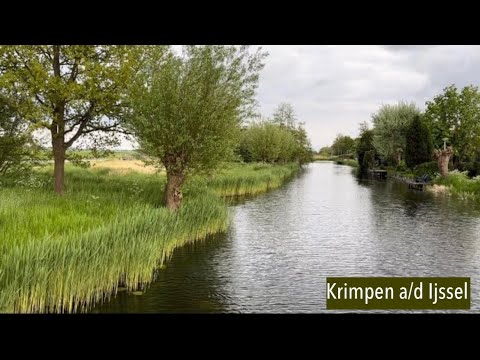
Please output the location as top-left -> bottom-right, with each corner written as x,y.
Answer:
94,161 -> 480,313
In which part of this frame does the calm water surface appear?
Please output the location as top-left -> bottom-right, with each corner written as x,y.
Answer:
95,162 -> 480,313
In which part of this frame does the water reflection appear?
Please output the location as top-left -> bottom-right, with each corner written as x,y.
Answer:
96,162 -> 480,313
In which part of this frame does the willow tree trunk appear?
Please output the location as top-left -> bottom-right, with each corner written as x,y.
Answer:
52,137 -> 66,195
434,146 -> 453,178
164,171 -> 185,211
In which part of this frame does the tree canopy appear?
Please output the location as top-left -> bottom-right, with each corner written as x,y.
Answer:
0,45 -> 138,194
331,134 -> 356,157
0,96 -> 37,176
371,101 -> 420,165
404,114 -> 433,169
423,84 -> 480,168
126,45 -> 267,210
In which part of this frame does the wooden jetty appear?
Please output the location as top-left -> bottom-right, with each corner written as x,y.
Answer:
368,169 -> 388,179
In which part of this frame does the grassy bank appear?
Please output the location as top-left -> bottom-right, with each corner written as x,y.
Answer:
432,171 -> 480,201
0,162 -> 298,313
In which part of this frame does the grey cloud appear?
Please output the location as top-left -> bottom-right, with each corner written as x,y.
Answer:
256,45 -> 480,150
382,45 -> 440,51
116,45 -> 480,152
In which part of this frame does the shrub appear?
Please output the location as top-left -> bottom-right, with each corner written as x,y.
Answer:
465,161 -> 480,178
413,161 -> 439,178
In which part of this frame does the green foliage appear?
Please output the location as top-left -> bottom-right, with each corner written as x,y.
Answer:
434,170 -> 480,201
0,162 -> 297,313
240,121 -> 296,163
239,118 -> 312,165
356,123 -> 376,172
371,101 -> 420,165
362,150 -> 376,170
0,45 -> 141,193
0,45 -> 138,149
127,45 -> 267,176
318,146 -> 332,157
0,97 -> 39,176
331,134 -> 356,156
424,84 -> 480,168
396,160 -> 407,172
404,114 -> 433,169
413,161 -> 439,178
238,103 -> 312,166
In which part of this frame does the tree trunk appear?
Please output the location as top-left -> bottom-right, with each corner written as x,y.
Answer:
164,171 -> 185,211
434,146 -> 453,178
52,137 -> 66,195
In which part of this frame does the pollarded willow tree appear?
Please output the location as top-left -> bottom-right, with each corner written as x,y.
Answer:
0,45 -> 139,194
424,84 -> 480,169
127,45 -> 268,210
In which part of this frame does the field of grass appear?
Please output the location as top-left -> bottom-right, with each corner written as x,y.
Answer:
90,159 -> 158,174
0,161 -> 298,313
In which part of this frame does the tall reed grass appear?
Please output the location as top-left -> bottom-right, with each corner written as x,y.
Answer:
433,170 -> 480,202
0,162 -> 298,313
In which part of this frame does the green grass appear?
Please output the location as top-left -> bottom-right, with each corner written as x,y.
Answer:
312,154 -> 358,167
313,154 -> 336,161
0,162 -> 298,313
433,170 -> 480,201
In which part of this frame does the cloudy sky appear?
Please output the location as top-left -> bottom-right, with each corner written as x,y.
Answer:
255,45 -> 480,150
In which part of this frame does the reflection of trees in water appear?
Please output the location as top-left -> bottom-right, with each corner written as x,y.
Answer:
366,178 -> 480,278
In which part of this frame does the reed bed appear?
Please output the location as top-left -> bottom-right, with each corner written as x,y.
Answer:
0,162 -> 298,313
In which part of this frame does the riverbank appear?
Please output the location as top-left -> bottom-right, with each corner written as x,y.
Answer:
432,171 -> 480,201
313,155 -> 358,168
387,167 -> 480,202
0,162 -> 299,313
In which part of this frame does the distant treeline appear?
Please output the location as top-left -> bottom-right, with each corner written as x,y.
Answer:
318,84 -> 480,178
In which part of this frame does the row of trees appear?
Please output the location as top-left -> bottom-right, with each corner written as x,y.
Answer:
0,45 -> 312,210
324,84 -> 480,178
237,103 -> 312,164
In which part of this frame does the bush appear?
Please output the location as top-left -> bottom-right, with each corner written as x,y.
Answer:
396,160 -> 407,172
465,161 -> 480,178
413,161 -> 439,178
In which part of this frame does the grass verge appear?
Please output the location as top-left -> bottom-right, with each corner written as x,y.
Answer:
0,162 -> 298,313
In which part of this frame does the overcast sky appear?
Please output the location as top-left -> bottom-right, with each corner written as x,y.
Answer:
255,45 -> 480,150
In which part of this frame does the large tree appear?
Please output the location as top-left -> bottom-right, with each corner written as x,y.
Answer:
404,114 -> 433,169
371,101 -> 420,165
0,45 -> 137,194
423,84 -> 480,169
126,45 -> 267,210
